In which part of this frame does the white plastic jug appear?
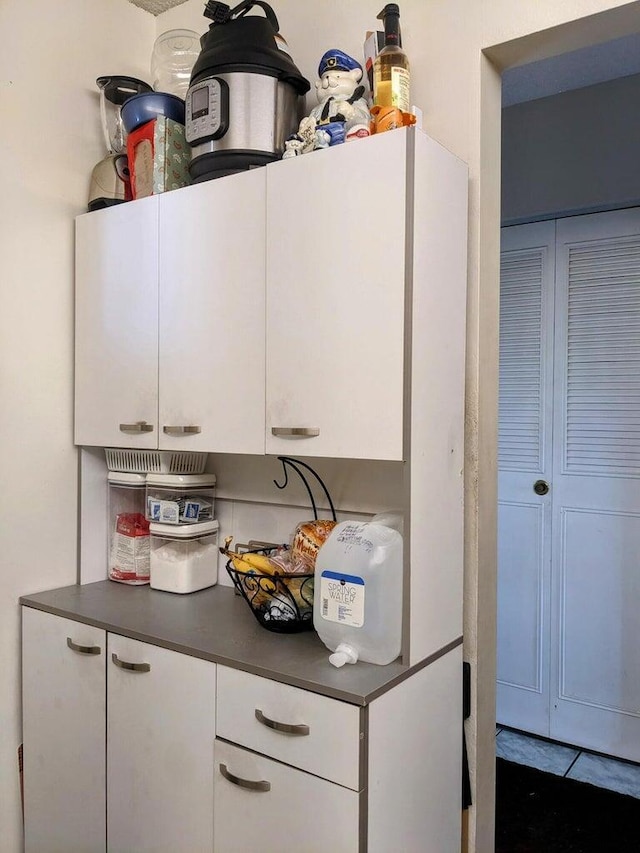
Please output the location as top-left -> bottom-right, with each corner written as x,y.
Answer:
313,520 -> 403,667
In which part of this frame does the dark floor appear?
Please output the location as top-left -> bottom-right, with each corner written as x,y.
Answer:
495,756 -> 640,853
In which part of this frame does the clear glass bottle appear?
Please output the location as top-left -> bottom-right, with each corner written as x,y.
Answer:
151,29 -> 200,99
373,4 -> 410,112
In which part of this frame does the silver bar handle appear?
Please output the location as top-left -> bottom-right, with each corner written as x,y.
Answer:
112,653 -> 150,673
271,427 -> 320,438
255,708 -> 310,736
119,421 -> 153,433
67,637 -> 101,656
163,425 -> 202,436
219,763 -> 271,793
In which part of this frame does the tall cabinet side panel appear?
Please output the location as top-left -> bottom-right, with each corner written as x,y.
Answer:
367,646 -> 463,852
407,133 -> 468,665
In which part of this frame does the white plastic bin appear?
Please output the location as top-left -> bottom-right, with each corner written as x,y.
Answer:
145,473 -> 216,525
149,519 -> 219,593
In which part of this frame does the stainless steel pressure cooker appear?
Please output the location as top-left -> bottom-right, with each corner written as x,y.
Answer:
185,0 -> 310,182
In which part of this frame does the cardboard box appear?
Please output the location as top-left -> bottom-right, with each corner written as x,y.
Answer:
127,115 -> 190,199
363,30 -> 385,96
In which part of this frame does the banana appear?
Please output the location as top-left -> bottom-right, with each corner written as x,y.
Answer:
230,554 -> 268,575
240,552 -> 279,575
220,538 -> 279,576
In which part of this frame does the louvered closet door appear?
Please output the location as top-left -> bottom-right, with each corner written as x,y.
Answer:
550,209 -> 640,761
497,221 -> 556,735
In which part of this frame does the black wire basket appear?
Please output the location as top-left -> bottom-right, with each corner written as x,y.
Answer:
226,561 -> 315,633
225,456 -> 338,634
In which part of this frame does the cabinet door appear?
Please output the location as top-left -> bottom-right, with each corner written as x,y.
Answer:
22,607 -> 106,853
107,635 -> 216,853
265,131 -> 407,460
75,198 -> 159,448
158,171 -> 266,454
214,740 -> 360,853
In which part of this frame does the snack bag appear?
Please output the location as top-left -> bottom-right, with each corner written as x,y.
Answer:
110,512 -> 150,585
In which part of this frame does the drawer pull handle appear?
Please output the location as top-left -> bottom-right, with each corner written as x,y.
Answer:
255,708 -> 310,736
163,425 -> 201,436
271,427 -> 320,438
112,653 -> 150,673
119,421 -> 154,433
67,637 -> 101,656
219,763 -> 271,793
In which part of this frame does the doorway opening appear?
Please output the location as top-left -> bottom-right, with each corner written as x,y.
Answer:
494,13 -> 640,809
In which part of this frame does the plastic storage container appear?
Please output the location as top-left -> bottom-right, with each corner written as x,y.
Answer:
149,520 -> 219,593
313,520 -> 403,667
151,29 -> 200,99
145,473 -> 216,525
108,472 -> 150,585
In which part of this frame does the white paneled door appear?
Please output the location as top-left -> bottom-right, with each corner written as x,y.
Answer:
498,208 -> 640,762
497,221 -> 555,736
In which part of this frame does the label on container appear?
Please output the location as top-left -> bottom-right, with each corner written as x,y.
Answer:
319,570 -> 365,627
391,66 -> 410,112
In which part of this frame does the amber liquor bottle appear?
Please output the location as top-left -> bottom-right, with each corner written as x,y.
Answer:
373,4 -> 410,112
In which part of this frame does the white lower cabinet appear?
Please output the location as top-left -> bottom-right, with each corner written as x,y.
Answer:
214,740 -> 360,853
215,664 -> 363,851
107,635 -> 216,853
22,608 -> 106,853
23,608 -> 462,852
22,609 -> 216,853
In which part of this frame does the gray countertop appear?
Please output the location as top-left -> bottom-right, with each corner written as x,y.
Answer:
19,581 -> 460,706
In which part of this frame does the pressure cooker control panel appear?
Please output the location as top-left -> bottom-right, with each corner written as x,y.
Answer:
185,78 -> 229,145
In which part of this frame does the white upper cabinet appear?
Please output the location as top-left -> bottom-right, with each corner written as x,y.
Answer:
74,128 -> 467,468
265,132 -> 407,461
158,171 -> 266,454
75,196 -> 159,448
75,171 -> 266,453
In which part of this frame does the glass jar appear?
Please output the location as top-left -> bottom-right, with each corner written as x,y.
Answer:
151,29 -> 200,99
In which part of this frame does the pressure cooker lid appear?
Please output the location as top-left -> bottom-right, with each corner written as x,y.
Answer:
190,0 -> 310,94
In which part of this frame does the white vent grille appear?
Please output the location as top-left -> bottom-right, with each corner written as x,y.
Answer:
499,248 -> 545,471
104,449 -> 207,474
565,237 -> 640,475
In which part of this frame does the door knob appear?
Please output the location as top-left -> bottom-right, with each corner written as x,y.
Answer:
533,480 -> 549,496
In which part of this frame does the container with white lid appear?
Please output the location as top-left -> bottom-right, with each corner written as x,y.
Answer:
108,472 -> 150,585
145,472 -> 216,525
149,519 -> 219,593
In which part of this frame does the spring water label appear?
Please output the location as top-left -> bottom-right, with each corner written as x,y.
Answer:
319,570 -> 365,627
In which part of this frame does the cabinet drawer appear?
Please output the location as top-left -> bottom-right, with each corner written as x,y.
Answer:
217,665 -> 363,790
214,740 -> 360,853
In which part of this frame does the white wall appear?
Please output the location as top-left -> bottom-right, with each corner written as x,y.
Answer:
502,72 -> 640,224
159,2 -> 640,850
0,2 -> 155,849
